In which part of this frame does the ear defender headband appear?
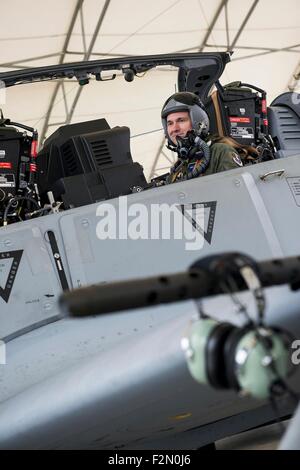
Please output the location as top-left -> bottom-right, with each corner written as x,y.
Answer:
181,253 -> 295,400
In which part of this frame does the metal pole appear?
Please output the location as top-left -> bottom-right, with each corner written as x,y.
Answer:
60,254 -> 300,318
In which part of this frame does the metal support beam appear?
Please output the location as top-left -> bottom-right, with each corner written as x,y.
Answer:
39,0 -> 84,145
0,53 -> 62,68
175,43 -> 300,54
65,0 -> 111,124
225,2 -> 230,51
65,50 -> 134,58
149,0 -> 228,179
232,45 -> 300,62
198,0 -> 228,52
228,0 -> 259,50
62,82 -> 69,116
149,138 -> 166,179
80,3 -> 87,54
0,65 -> 35,70
161,150 -> 176,165
204,44 -> 300,53
39,0 -> 112,145
287,59 -> 300,91
150,0 -> 262,179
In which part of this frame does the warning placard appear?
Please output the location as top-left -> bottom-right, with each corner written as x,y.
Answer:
0,174 -> 15,187
287,177 -> 300,207
231,126 -> 254,139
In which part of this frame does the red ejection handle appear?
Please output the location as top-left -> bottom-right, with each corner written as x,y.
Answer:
29,130 -> 38,182
261,92 -> 268,135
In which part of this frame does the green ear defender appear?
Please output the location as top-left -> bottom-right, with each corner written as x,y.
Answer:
182,318 -> 222,386
230,327 -> 290,399
181,252 -> 295,400
182,319 -> 291,400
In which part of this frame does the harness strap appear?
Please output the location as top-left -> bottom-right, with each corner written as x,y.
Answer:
211,90 -> 225,137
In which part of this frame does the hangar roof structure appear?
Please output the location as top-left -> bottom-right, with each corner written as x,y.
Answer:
0,0 -> 299,179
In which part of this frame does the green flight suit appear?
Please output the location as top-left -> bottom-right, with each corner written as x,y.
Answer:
204,142 -> 243,176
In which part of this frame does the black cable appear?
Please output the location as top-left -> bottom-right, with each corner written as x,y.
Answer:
166,134 -> 211,183
25,207 -> 52,218
3,195 -> 40,226
219,276 -> 254,326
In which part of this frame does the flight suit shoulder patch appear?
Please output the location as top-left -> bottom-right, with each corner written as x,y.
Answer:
231,152 -> 243,167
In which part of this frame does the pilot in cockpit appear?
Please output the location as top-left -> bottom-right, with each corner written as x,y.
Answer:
161,92 -> 257,183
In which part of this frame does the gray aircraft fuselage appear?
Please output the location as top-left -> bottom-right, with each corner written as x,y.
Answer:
1,153 -> 300,449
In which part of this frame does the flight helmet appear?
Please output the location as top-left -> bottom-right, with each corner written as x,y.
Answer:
161,92 -> 210,144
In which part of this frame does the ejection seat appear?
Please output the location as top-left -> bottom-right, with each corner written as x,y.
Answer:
268,92 -> 300,158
